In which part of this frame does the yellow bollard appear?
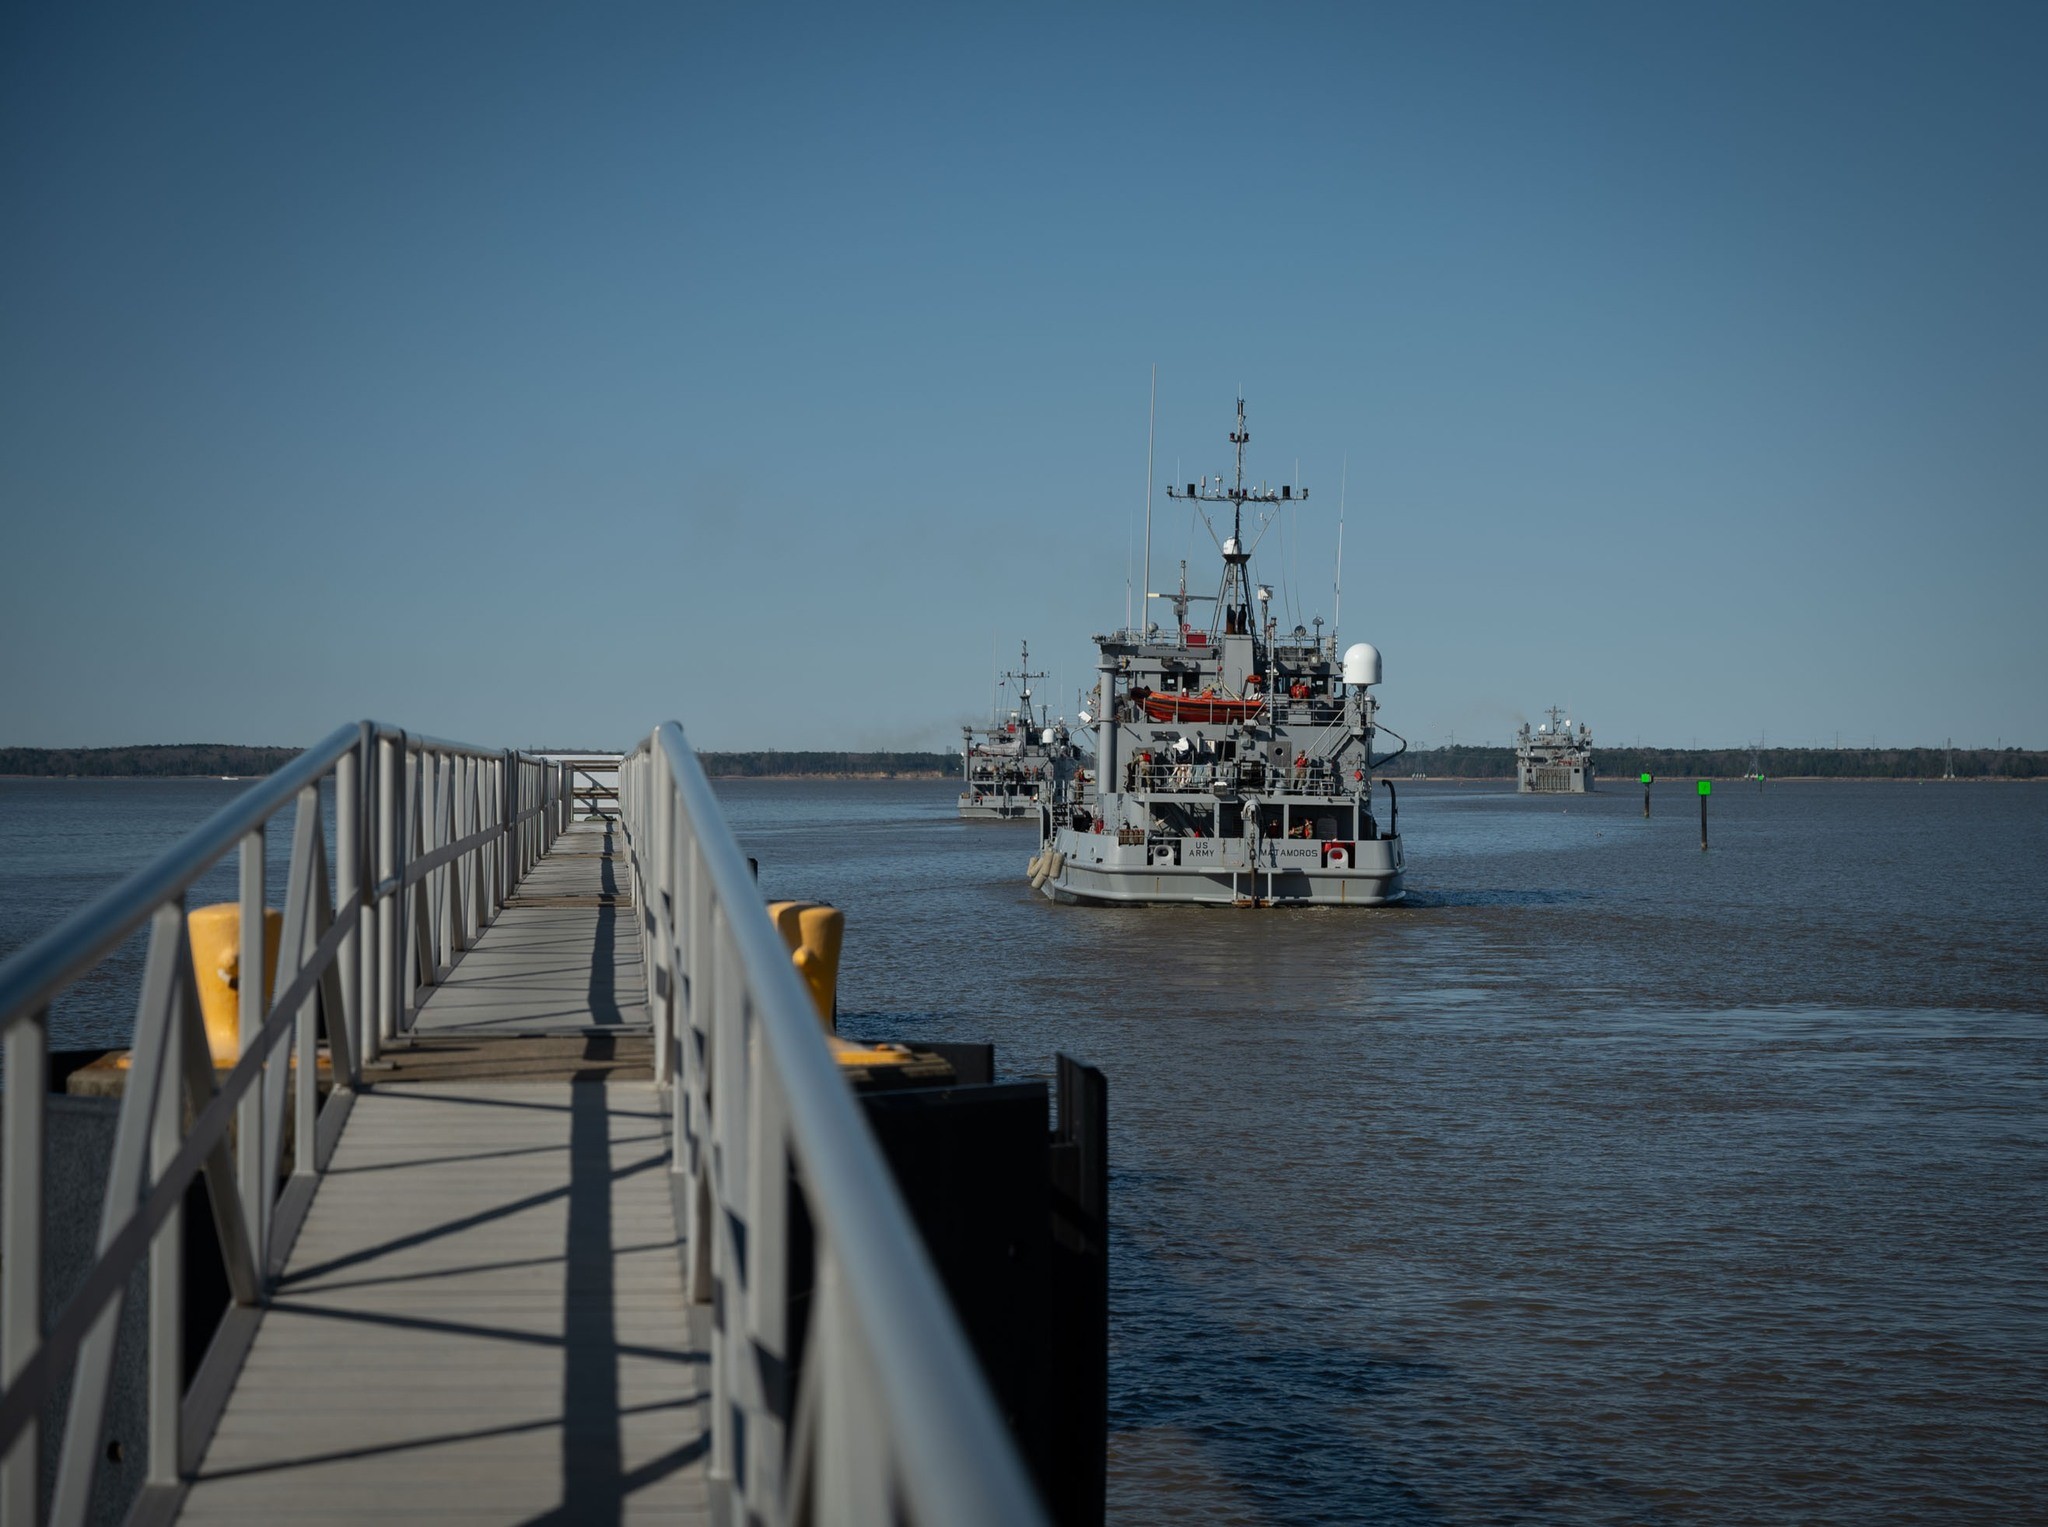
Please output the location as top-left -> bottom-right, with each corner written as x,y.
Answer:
185,903 -> 282,1065
766,901 -> 843,1031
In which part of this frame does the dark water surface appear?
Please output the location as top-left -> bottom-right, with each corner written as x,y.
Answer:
0,778 -> 315,1046
718,778 -> 2048,1526
5,776 -> 2045,1522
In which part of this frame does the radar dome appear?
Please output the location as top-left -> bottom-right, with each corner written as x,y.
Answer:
1223,537 -> 1243,557
1341,642 -> 1382,687
1040,728 -> 1056,746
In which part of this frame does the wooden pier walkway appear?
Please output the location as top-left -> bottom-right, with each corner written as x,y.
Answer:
175,822 -> 708,1524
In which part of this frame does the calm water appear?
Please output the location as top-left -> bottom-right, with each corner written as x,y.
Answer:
5,776 -> 2045,1522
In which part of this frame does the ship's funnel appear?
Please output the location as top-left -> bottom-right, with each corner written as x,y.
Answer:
1342,642 -> 1382,687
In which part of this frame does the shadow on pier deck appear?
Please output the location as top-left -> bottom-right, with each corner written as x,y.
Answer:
177,821 -> 707,1524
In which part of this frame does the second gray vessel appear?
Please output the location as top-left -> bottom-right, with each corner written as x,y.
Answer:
1516,707 -> 1594,793
959,642 -> 1080,821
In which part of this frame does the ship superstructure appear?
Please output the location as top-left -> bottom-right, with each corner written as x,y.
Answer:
959,642 -> 1081,821
1515,707 -> 1594,793
1028,399 -> 1407,905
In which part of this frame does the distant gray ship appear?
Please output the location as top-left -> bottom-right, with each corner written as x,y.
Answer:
1516,707 -> 1594,793
959,642 -> 1079,821
1029,399 -> 1407,905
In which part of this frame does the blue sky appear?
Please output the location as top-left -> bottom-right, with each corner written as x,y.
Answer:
4,2 -> 2043,751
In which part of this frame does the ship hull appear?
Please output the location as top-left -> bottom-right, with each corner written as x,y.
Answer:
958,794 -> 1040,821
1038,827 -> 1404,906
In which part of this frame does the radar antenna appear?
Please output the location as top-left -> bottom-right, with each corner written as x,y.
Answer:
999,641 -> 1049,728
1166,397 -> 1303,637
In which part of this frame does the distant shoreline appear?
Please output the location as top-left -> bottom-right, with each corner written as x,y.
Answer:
708,771 -> 952,781
4,741 -> 2041,783
9,771 -> 2042,786
0,765 -> 962,777
1388,774 -> 2044,785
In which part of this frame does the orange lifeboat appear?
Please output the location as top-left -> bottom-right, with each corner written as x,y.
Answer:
1142,690 -> 1264,724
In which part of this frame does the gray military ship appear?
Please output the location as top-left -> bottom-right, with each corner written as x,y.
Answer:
959,642 -> 1081,821
1027,399 -> 1408,905
1516,707 -> 1594,793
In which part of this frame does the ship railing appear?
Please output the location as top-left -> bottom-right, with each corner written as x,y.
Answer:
1122,763 -> 1355,796
0,722 -> 570,1525
618,724 -> 1047,1527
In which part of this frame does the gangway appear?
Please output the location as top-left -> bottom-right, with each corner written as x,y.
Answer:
0,723 -> 1046,1526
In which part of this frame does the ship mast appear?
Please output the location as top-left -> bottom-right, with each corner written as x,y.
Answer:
1167,397 -> 1303,640
999,641 -> 1049,730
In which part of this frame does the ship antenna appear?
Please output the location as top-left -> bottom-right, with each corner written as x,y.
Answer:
1231,393 -> 1248,544
1142,364 -> 1156,632
1333,452 -> 1347,650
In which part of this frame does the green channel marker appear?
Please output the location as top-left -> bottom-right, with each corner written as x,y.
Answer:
1698,779 -> 1711,795
1698,779 -> 1711,849
1640,772 -> 1653,784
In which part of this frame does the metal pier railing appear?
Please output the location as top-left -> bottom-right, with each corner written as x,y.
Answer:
621,724 -> 1046,1527
0,724 -> 572,1526
0,719 -> 1046,1527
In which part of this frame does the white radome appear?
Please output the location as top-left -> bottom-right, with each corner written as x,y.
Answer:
1341,642 -> 1382,687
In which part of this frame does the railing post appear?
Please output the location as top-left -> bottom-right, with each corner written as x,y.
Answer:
499,751 -> 514,908
148,986 -> 184,1488
653,764 -> 675,1087
2,1007 -> 47,1521
742,1060 -> 792,1516
441,753 -> 456,956
405,747 -> 424,1018
685,838 -> 713,1301
375,735 -> 398,1057
337,736 -> 363,1087
292,784 -> 321,1190
708,904 -> 741,1498
465,754 -> 480,942
649,764 -> 670,1085
237,826 -> 267,1254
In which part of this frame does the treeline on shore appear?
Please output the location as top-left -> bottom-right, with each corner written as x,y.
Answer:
0,744 -> 300,777
698,750 -> 960,778
1402,745 -> 2047,780
9,743 -> 2040,782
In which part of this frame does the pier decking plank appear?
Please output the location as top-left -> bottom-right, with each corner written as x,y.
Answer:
410,824 -> 646,1036
176,823 -> 706,1524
